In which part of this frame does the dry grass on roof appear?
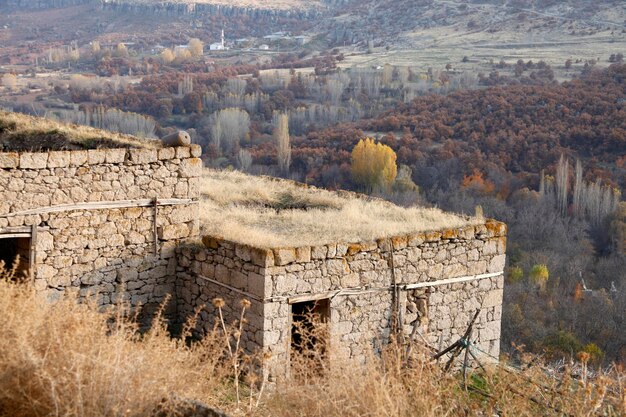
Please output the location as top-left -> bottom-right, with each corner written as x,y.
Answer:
0,110 -> 160,152
199,169 -> 484,248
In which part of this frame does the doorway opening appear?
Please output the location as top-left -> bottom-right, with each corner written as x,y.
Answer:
291,299 -> 330,368
0,236 -> 31,279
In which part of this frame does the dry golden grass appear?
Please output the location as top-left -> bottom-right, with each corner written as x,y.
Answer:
199,169 -> 483,248
0,265 -> 624,417
0,276 -> 234,416
0,110 -> 161,151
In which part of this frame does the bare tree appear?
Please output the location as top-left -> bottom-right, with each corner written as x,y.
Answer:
207,108 -> 250,154
237,149 -> 253,172
223,78 -> 247,96
555,154 -> 569,216
573,159 -> 583,217
51,106 -> 156,138
273,112 -> 291,175
178,74 -> 193,97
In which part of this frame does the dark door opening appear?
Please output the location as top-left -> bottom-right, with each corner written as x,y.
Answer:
0,237 -> 31,279
291,299 -> 330,367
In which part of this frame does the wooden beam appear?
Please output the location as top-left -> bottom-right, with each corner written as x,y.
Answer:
0,226 -> 33,234
153,197 -> 159,256
288,290 -> 340,304
1,198 -> 198,218
197,274 -> 263,302
30,224 -> 37,281
402,272 -> 503,290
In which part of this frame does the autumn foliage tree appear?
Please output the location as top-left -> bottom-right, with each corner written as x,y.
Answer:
351,138 -> 397,192
188,38 -> 204,57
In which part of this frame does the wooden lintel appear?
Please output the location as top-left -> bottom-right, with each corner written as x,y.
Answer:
0,233 -> 31,239
288,290 -> 340,304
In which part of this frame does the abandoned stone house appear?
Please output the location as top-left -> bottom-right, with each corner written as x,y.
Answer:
1,132 -> 506,378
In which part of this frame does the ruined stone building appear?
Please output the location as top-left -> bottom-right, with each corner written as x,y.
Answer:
0,112 -> 506,378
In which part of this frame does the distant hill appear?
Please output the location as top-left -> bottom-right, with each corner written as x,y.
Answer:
321,0 -> 626,47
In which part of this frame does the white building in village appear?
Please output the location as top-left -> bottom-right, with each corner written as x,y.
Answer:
209,30 -> 227,51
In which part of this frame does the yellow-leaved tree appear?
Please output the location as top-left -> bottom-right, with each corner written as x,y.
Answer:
351,138 -> 397,192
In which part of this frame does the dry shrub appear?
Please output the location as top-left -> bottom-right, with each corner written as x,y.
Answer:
0,271 -> 234,417
263,310 -> 624,416
0,264 -> 624,416
268,339 -> 467,416
265,340 -> 625,417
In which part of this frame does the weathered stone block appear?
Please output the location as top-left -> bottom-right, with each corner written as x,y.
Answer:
295,247 -> 311,263
249,247 -> 273,267
69,150 -> 88,166
105,148 -> 127,164
158,147 -> 176,160
391,236 -> 408,250
424,231 -> 442,243
248,272 -> 269,298
311,245 -> 328,259
176,147 -> 191,159
179,158 -> 202,178
44,151 -> 68,168
408,233 -> 425,247
483,240 -> 498,255
129,148 -> 157,164
189,144 -> 202,157
0,152 -> 19,168
158,223 -> 189,240
326,259 -> 350,275
19,152 -> 47,169
340,273 -> 359,287
235,244 -> 252,262
274,248 -> 296,266
37,264 -> 57,281
488,255 -> 506,273
37,231 -> 54,251
482,288 -> 503,308
215,264 -> 230,282
87,149 -> 106,164
169,205 -> 195,223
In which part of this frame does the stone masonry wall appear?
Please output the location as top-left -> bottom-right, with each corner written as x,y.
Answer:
0,145 -> 202,321
177,221 -> 506,378
176,240 -> 267,353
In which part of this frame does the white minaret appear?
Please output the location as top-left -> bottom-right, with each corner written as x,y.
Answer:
221,29 -> 225,49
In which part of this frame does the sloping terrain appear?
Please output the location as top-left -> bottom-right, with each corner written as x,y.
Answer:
323,0 -> 626,47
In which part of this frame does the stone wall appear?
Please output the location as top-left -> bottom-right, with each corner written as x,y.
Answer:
176,241 -> 266,353
177,221 -> 506,377
0,145 -> 202,321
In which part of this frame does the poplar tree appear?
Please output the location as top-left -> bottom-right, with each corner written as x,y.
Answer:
350,138 -> 397,192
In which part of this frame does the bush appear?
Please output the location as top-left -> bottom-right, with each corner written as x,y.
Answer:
529,264 -> 549,289
507,265 -> 524,283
